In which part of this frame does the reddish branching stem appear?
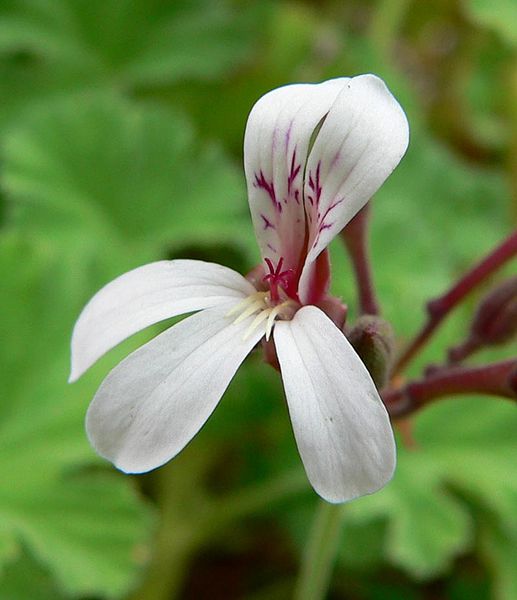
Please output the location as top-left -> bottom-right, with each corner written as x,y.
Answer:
393,230 -> 517,376
383,359 -> 517,418
340,204 -> 380,316
447,337 -> 482,363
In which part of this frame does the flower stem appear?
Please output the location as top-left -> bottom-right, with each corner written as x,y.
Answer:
294,501 -> 344,600
384,358 -> 517,418
341,204 -> 380,315
393,230 -> 517,376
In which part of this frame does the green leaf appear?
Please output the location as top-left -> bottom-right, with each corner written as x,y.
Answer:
480,520 -> 517,600
342,452 -> 472,578
2,93 -> 249,268
463,0 -> 517,47
0,234 -> 153,597
0,551 -> 69,600
12,473 -> 152,597
342,398 -> 517,580
0,0 -> 259,86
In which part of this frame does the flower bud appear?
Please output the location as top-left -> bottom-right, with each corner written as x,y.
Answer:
347,316 -> 395,388
471,276 -> 517,345
449,276 -> 517,362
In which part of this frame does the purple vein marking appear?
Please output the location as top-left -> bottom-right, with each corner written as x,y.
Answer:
330,150 -> 341,169
254,170 -> 282,212
307,161 -> 322,206
317,197 -> 344,234
261,214 -> 275,230
287,148 -> 301,196
285,120 -> 293,149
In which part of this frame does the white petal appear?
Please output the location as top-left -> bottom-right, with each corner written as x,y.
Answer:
86,305 -> 266,473
70,260 -> 255,382
244,78 -> 350,274
274,306 -> 396,503
299,74 -> 409,302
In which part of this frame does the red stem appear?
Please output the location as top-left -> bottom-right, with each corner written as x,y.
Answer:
384,359 -> 517,418
393,230 -> 517,376
447,336 -> 482,363
340,204 -> 380,315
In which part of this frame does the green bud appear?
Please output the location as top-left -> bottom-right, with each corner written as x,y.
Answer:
347,316 -> 395,388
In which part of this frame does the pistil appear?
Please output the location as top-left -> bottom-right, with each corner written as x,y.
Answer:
263,257 -> 295,304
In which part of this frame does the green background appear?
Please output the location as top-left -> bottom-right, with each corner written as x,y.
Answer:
0,0 -> 516,598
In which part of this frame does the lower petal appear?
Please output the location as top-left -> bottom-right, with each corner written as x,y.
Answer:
86,305 -> 266,473
274,306 -> 396,503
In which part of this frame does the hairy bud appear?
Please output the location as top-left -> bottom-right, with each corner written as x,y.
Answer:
347,316 -> 395,388
449,276 -> 517,362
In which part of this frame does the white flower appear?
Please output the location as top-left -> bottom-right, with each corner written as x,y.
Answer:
70,74 -> 409,503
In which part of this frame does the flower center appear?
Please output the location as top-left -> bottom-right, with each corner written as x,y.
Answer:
226,291 -> 297,341
263,257 -> 295,303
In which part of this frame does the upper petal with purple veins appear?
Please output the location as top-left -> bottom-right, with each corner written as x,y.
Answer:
299,74 -> 409,301
244,75 -> 408,306
244,78 -> 350,281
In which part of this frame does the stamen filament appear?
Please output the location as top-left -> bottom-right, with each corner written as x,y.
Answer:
243,308 -> 272,340
225,292 -> 267,317
233,299 -> 266,324
265,301 -> 293,341
227,291 -> 297,342
265,307 -> 279,342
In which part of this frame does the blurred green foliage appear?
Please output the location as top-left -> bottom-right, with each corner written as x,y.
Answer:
0,0 -> 515,599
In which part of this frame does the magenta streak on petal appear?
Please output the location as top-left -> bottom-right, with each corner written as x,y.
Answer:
320,197 -> 344,225
314,222 -> 333,246
267,243 -> 278,254
307,161 -> 323,207
254,171 -> 282,213
311,197 -> 345,248
253,170 -> 282,212
261,214 -> 276,230
287,148 -> 301,196
285,120 -> 293,149
330,150 -> 341,169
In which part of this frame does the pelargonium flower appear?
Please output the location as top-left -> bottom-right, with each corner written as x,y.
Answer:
70,74 -> 409,503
